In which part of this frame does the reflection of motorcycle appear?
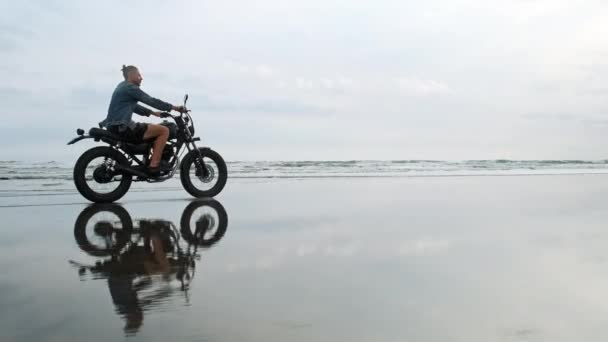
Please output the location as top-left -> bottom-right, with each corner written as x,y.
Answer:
69,199 -> 228,335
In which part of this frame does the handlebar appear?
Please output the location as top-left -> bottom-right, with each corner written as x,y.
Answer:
160,108 -> 190,119
160,94 -> 190,118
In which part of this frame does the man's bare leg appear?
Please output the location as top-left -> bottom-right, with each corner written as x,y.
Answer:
143,124 -> 169,168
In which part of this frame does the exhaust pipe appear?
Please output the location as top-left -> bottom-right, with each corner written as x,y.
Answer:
114,164 -> 148,178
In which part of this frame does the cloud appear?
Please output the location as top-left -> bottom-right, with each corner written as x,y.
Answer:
523,113 -> 580,121
0,24 -> 34,52
3,0 -> 608,160
198,97 -> 331,116
523,112 -> 608,127
395,78 -> 451,96
0,86 -> 28,102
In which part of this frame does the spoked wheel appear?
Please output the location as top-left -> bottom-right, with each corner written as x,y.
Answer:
180,199 -> 228,247
180,148 -> 227,198
74,204 -> 133,256
74,146 -> 132,203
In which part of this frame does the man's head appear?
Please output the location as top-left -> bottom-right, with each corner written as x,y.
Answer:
122,65 -> 142,86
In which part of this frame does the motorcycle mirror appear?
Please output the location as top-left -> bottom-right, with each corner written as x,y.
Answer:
184,94 -> 189,104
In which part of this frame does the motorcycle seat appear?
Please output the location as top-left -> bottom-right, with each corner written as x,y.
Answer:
88,128 -> 150,153
89,127 -> 120,140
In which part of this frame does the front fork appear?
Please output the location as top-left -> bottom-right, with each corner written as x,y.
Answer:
186,142 -> 209,178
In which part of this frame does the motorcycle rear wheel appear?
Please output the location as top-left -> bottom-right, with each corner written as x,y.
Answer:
74,146 -> 132,203
74,203 -> 134,257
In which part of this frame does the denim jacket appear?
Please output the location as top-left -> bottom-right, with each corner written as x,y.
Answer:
100,81 -> 173,130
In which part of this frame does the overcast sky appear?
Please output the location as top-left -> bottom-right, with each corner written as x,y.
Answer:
2,0 -> 608,161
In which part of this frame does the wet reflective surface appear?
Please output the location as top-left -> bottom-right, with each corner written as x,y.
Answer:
71,200 -> 228,336
2,176 -> 608,341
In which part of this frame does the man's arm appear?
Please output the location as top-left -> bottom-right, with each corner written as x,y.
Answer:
125,83 -> 173,112
133,104 -> 153,117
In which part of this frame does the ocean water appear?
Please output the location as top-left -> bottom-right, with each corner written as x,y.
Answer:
2,159 -> 608,195
3,159 -> 608,181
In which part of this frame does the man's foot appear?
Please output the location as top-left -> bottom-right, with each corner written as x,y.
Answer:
148,161 -> 172,177
147,166 -> 162,177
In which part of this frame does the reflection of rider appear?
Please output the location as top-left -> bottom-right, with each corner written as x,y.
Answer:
106,221 -> 171,335
72,199 -> 228,336
108,274 -> 141,334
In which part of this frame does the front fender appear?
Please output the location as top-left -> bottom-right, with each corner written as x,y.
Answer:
67,135 -> 92,145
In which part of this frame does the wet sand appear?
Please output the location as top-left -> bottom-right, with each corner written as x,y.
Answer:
1,175 -> 608,341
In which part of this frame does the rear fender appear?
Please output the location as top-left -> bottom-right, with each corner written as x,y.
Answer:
67,135 -> 93,145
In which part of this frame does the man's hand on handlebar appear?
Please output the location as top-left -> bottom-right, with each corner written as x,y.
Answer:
172,105 -> 187,113
152,105 -> 187,118
152,111 -> 172,118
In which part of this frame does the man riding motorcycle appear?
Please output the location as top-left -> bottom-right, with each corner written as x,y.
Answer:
100,65 -> 186,176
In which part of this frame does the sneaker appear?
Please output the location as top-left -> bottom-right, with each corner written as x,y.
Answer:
148,161 -> 172,177
146,166 -> 161,178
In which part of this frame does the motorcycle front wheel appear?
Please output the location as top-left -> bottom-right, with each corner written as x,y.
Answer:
180,148 -> 227,198
180,199 -> 228,247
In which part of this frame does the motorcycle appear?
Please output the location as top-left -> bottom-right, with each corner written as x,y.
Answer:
68,199 -> 228,335
67,94 -> 227,203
